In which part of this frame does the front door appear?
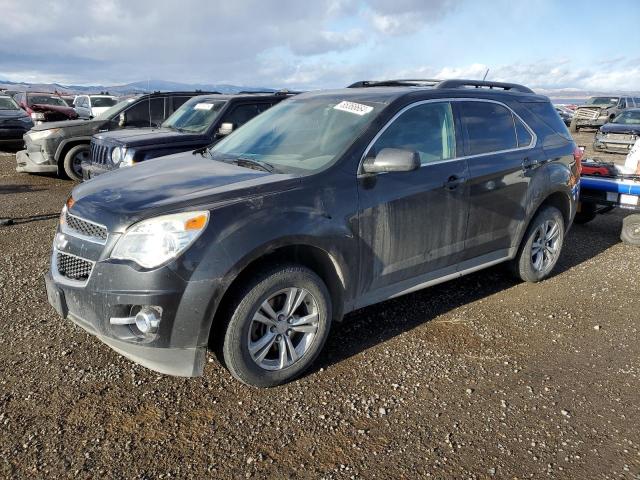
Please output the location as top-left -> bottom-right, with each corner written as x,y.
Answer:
357,101 -> 469,299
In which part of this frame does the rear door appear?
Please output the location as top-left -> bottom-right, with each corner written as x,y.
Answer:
357,100 -> 469,296
457,100 -> 536,261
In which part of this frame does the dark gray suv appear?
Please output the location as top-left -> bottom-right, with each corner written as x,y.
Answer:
44,79 -> 581,387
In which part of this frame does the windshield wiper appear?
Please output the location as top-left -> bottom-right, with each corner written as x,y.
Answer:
231,157 -> 275,173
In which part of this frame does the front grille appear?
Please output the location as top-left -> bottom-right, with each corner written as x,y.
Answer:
90,140 -> 111,165
56,251 -> 94,282
65,211 -> 108,243
606,133 -> 636,141
576,108 -> 600,120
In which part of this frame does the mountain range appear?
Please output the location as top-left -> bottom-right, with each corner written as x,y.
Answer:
0,79 -> 278,96
1,79 -> 638,101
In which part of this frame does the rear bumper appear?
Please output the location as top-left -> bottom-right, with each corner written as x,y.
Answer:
15,149 -> 57,173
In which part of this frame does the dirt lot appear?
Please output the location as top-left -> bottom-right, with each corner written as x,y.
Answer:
0,129 -> 638,479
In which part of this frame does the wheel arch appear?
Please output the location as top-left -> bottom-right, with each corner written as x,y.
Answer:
206,243 -> 347,349
55,137 -> 92,167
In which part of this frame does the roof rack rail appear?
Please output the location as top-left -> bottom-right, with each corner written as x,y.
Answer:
435,79 -> 534,94
235,89 -> 300,96
348,79 -> 442,88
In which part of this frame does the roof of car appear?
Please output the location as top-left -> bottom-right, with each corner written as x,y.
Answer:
177,92 -> 298,103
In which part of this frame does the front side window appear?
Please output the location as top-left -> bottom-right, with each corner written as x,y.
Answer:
124,98 -> 165,127
369,102 -> 456,165
459,101 -> 517,155
162,98 -> 226,133
209,96 -> 386,173
220,103 -> 270,127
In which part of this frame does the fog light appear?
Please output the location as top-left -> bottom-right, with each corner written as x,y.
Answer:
135,306 -> 162,334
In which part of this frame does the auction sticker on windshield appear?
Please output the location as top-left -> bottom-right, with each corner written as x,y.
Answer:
333,101 -> 374,116
194,103 -> 214,110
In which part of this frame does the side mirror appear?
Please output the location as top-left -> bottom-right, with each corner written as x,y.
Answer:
362,148 -> 420,174
217,122 -> 234,137
118,112 -> 126,127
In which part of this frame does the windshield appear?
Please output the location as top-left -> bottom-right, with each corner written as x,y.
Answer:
96,98 -> 135,120
162,98 -> 226,133
613,110 -> 640,125
585,97 -> 618,106
91,96 -> 117,108
0,96 -> 19,110
209,96 -> 386,173
28,95 -> 67,107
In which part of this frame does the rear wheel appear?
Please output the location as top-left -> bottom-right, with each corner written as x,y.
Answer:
222,264 -> 332,387
574,202 -> 597,224
621,214 -> 640,246
511,206 -> 565,282
62,144 -> 89,181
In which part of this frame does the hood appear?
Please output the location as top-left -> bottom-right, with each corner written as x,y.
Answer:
31,103 -> 77,118
30,117 -> 105,132
94,127 -> 209,147
70,152 -> 298,230
600,122 -> 640,135
0,109 -> 31,122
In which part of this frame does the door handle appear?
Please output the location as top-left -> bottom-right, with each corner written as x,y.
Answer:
444,175 -> 465,190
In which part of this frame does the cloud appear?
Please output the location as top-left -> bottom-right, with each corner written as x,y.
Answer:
365,0 -> 462,35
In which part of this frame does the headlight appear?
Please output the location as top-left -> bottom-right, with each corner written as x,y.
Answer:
118,150 -> 135,168
111,211 -> 209,268
31,112 -> 45,120
28,128 -> 59,142
111,147 -> 124,164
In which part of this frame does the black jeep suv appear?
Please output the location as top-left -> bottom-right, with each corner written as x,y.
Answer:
16,91 -> 217,181
82,92 -> 293,179
45,79 -> 580,387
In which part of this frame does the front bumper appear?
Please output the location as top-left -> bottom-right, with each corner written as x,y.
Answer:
16,149 -> 57,173
81,160 -> 116,180
575,117 -> 608,128
44,241 -> 220,377
594,133 -> 638,152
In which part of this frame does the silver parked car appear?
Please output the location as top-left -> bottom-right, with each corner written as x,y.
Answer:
74,95 -> 118,119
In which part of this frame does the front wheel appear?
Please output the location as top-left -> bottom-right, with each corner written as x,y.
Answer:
570,119 -> 579,133
621,214 -> 640,246
222,264 -> 332,387
62,144 -> 89,181
511,206 -> 565,282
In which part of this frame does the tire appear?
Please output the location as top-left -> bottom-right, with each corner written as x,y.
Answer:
574,202 -> 597,225
222,264 -> 332,387
511,206 -> 565,283
62,144 -> 89,181
570,119 -> 579,133
621,214 -> 640,246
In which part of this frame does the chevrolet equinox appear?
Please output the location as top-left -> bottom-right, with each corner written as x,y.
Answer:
45,79 -> 581,387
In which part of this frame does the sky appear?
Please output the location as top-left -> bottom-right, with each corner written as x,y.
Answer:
0,0 -> 638,91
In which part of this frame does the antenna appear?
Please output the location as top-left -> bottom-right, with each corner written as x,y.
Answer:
482,68 -> 490,81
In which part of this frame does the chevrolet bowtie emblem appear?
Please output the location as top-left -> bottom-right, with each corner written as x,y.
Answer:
55,233 -> 68,250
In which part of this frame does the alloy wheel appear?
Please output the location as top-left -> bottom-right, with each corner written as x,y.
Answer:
247,287 -> 319,371
530,219 -> 561,274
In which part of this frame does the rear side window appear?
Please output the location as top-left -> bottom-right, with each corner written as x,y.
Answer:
371,101 -> 456,165
524,101 -> 571,140
459,101 -> 517,155
171,96 -> 192,111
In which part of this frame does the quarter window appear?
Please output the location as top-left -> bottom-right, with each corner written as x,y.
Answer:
459,101 -> 517,155
370,102 -> 456,165
515,117 -> 533,147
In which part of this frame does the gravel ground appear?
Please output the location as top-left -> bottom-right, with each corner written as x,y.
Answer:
0,130 -> 638,479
